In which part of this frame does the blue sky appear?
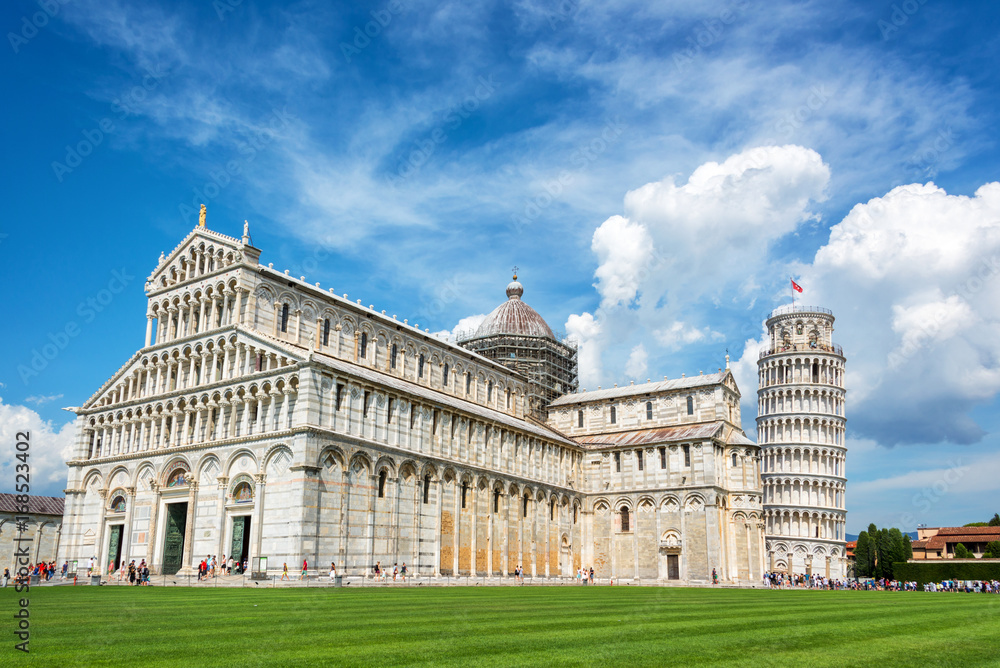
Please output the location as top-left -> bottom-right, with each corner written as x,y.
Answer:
2,0 -> 999,532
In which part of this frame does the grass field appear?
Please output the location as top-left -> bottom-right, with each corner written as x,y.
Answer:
2,585 -> 998,667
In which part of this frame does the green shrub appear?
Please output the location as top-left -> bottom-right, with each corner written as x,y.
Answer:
893,561 -> 1000,587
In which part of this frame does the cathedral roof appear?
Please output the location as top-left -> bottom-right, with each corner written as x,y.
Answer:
0,493 -> 64,516
471,275 -> 556,340
548,371 -> 729,407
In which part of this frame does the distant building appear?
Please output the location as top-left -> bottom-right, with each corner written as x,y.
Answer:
0,493 -> 64,572
911,526 -> 1000,559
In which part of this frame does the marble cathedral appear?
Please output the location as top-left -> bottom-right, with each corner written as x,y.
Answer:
59,215 -> 769,584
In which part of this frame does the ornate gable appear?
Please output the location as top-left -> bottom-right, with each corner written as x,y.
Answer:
78,326 -> 306,412
146,224 -> 255,295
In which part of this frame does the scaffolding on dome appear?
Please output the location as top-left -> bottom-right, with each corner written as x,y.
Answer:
456,330 -> 578,420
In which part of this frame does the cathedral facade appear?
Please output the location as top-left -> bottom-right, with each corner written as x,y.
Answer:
58,220 -> 764,584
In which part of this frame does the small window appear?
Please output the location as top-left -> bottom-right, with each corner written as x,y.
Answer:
280,303 -> 289,333
523,494 -> 529,518
466,374 -> 472,394
550,500 -> 555,521
683,444 -> 691,467
610,406 -> 617,424
732,453 -> 738,468
363,390 -> 370,418
646,401 -> 653,420
659,446 -> 666,469
390,344 -> 398,369
423,475 -> 430,504
577,410 -> 584,428
335,383 -> 344,411
573,505 -> 578,524
614,451 -> 621,473
620,506 -> 630,532
636,449 -> 643,471
378,470 -> 386,498
686,396 -> 694,415
323,319 -> 331,346
487,381 -> 493,403
360,332 -> 368,359
461,482 -> 468,510
387,398 -> 394,424
443,363 -> 449,386
418,354 -> 425,379
493,490 -> 500,514
505,389 -> 511,409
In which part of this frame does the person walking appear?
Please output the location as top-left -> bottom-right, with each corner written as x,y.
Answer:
400,563 -> 407,582
393,563 -> 398,582
2,568 -> 9,587
329,562 -> 337,580
281,563 -> 290,581
712,568 -> 719,585
301,559 -> 308,580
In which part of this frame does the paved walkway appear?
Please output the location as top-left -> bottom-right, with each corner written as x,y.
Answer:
20,573 -> 766,589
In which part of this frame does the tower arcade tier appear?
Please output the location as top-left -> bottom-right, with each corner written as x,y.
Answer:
757,305 -> 847,579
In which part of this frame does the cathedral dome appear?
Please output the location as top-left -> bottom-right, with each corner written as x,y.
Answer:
474,275 -> 556,340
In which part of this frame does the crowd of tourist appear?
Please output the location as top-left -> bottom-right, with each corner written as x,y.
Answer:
763,571 -> 1000,593
196,554 -> 248,579
111,560 -> 150,585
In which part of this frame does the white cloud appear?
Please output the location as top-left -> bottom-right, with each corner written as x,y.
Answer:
25,394 -> 64,406
793,181 -> 1000,445
591,215 -> 653,308
654,322 -> 724,351
442,314 -> 487,342
0,398 -> 76,496
624,344 -> 648,380
573,145 -> 829,389
565,312 -> 603,390
620,145 -> 829,306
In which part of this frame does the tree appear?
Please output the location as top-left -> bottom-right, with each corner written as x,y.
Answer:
877,529 -> 897,579
983,541 -> 1000,559
989,513 -> 1000,527
855,532 -> 873,577
902,533 -> 913,561
953,543 -> 972,559
964,522 -> 988,527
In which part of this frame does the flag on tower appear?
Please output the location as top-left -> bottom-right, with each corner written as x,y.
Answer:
791,279 -> 803,293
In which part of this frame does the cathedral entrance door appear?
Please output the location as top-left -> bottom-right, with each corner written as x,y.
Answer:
107,525 -> 124,573
230,515 -> 251,563
667,554 -> 679,580
162,503 -> 188,575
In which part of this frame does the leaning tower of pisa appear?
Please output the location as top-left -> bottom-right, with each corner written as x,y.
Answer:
757,305 -> 847,579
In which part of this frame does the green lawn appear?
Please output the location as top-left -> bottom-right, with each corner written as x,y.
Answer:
2,585 -> 998,667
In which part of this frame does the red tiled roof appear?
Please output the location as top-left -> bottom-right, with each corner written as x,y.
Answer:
916,526 -> 1000,550
0,493 -> 65,516
936,526 -> 1000,536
